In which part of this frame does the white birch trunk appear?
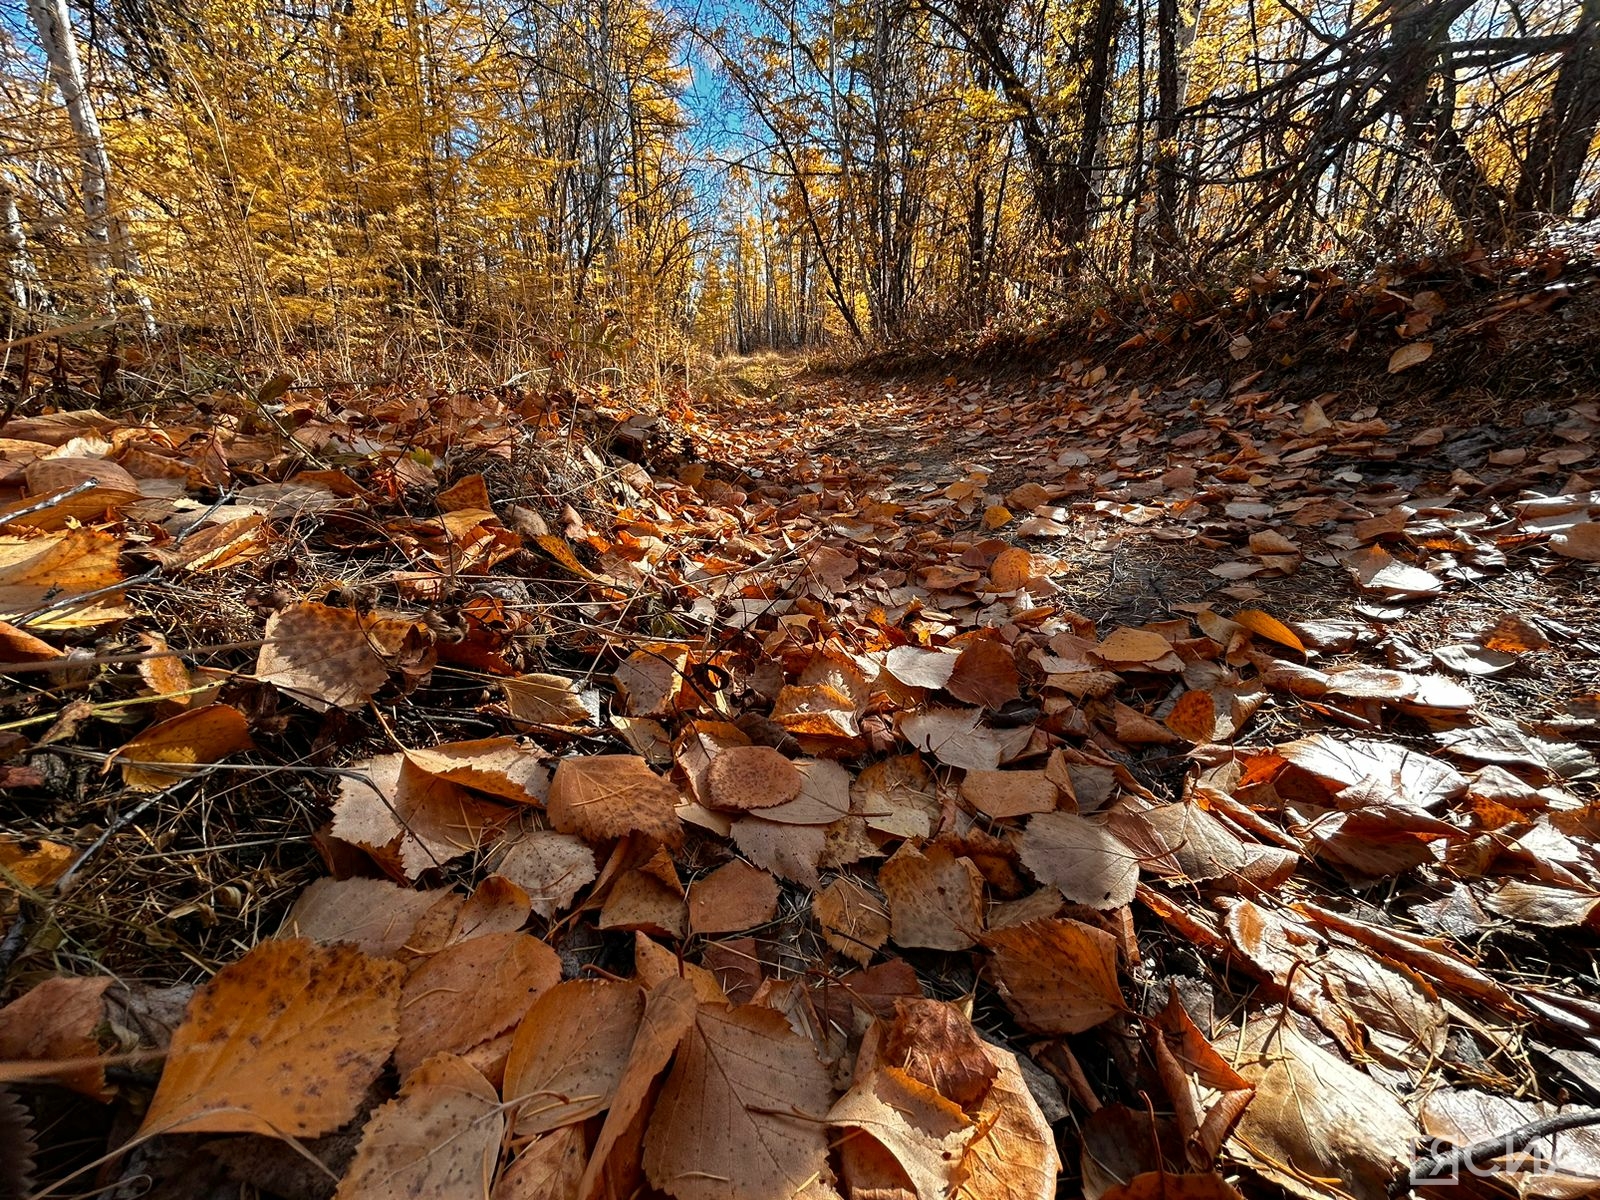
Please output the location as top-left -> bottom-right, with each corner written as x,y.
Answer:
0,175 -> 37,316
25,0 -> 156,335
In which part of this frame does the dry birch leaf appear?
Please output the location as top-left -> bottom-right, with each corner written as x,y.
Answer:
0,976 -> 111,1099
114,704 -> 252,791
577,977 -> 699,1200
503,979 -> 646,1135
705,745 -> 804,811
547,754 -> 683,845
829,1066 -> 973,1200
335,1053 -> 502,1200
642,1003 -> 835,1200
396,932 -> 561,1078
1016,811 -> 1138,909
139,939 -> 401,1138
813,876 -> 890,965
278,878 -> 439,958
404,737 -> 551,804
687,860 -> 781,934
879,843 -> 985,950
255,602 -> 393,711
332,754 -> 508,880
982,917 -> 1124,1034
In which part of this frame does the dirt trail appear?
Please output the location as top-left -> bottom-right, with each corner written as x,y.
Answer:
686,352 -> 1600,729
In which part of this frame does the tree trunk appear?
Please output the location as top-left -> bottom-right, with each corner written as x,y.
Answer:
0,176 -> 40,318
1514,0 -> 1600,218
25,0 -> 155,333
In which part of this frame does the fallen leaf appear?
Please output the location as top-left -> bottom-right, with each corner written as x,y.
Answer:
829,1066 -> 973,1200
279,877 -> 439,957
642,1003 -> 834,1200
404,737 -> 551,804
114,704 -> 253,791
1016,811 -> 1138,909
813,876 -> 890,964
705,745 -> 804,811
333,754 -> 508,879
396,932 -> 561,1077
982,917 -> 1124,1034
335,1053 -> 502,1200
547,754 -> 683,846
880,842 -> 986,950
503,979 -> 645,1135
0,976 -> 111,1099
501,674 -> 594,726
493,830 -> 597,919
687,859 -> 781,934
1228,1014 -> 1415,1200
255,602 -> 400,711
1387,341 -> 1433,373
140,939 -> 401,1137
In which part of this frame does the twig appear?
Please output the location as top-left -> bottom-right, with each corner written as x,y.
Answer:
1396,1109 -> 1600,1195
53,770 -> 214,897
0,479 -> 99,527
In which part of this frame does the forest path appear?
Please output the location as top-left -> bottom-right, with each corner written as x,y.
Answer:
681,351 -> 1600,729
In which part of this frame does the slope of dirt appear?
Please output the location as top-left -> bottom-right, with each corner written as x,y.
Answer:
1,304 -> 1599,1200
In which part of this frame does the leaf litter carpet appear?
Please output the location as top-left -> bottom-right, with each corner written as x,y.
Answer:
1,346 -> 1599,1200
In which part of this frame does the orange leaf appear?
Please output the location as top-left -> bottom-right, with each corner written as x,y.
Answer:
547,754 -> 683,846
114,704 -> 253,791
641,1004 -> 834,1200
1230,610 -> 1306,655
139,939 -> 402,1137
982,917 -> 1124,1034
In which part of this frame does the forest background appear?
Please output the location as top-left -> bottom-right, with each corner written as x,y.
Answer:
1,0 -> 1598,376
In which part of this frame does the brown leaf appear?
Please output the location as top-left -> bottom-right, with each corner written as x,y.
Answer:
140,939 -> 401,1137
114,704 -> 253,791
503,979 -> 646,1135
829,1066 -> 973,1200
493,1126 -> 586,1200
982,917 -> 1124,1034
705,745 -> 804,811
501,673 -> 593,727
0,530 -> 128,628
1551,522 -> 1600,560
813,876 -> 890,965
1016,811 -> 1138,909
1387,341 -> 1433,373
953,1040 -> 1061,1200
333,754 -> 508,879
492,830 -> 597,920
577,977 -> 698,1200
642,1004 -> 835,1200
397,932 -> 561,1078
613,644 -> 688,716
880,842 -> 985,950
945,638 -> 1021,709
884,646 -> 961,690
1228,1015 -> 1415,1200
960,769 -> 1059,819
0,976 -> 111,1099
687,860 -> 781,934
335,1053 -> 502,1200
1097,627 -> 1178,666
279,877 -> 439,957
547,754 -> 683,846
1230,610 -> 1306,654
255,602 -> 397,711
404,737 -> 551,804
